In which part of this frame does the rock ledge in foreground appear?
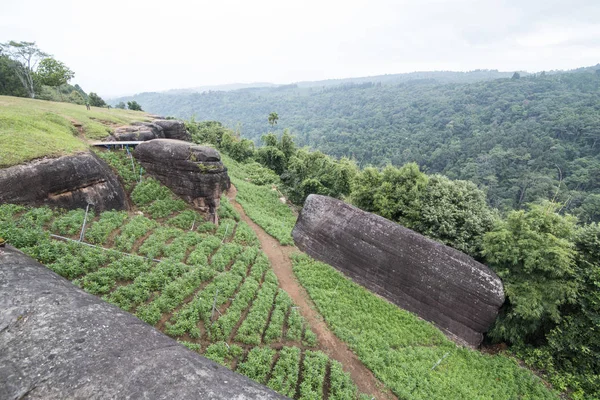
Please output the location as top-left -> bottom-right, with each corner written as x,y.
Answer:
0,245 -> 285,400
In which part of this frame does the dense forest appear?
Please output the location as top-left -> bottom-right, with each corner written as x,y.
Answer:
117,67 -> 600,221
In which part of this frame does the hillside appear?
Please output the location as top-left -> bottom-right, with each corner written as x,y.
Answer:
0,96 -> 150,167
0,145 -> 558,399
116,68 -> 600,219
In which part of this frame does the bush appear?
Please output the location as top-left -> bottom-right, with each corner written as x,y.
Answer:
483,203 -> 578,344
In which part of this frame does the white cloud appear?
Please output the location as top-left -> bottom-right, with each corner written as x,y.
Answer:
1,0 -> 599,97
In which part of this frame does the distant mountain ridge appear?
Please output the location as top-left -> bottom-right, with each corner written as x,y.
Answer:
111,69 -> 527,100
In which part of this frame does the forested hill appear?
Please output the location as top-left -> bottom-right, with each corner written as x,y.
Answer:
114,67 -> 600,216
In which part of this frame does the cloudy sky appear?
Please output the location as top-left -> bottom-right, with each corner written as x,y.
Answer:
2,0 -> 599,97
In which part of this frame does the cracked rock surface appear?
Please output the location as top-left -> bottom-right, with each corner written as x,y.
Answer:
292,194 -> 505,347
0,246 -> 286,400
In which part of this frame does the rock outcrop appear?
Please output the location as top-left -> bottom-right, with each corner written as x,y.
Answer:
134,139 -> 230,216
153,119 -> 191,141
107,120 -> 191,142
292,194 -> 505,347
109,122 -> 165,141
0,246 -> 285,400
0,151 -> 127,212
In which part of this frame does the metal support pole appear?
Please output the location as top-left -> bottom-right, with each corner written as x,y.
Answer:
79,203 -> 92,242
211,289 -> 219,322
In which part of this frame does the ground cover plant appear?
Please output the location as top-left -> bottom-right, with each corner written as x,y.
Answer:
0,165 -> 365,399
291,253 -> 559,399
222,154 -> 296,245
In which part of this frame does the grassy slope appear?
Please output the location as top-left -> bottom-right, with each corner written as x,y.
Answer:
222,154 -> 297,245
0,95 -> 150,167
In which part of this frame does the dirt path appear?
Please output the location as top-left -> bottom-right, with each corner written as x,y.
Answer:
227,186 -> 396,400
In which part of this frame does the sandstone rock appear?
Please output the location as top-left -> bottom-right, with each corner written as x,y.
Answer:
0,246 -> 285,400
107,122 -> 165,141
134,139 -> 230,216
292,194 -> 505,347
0,151 -> 127,212
106,120 -> 190,142
153,119 -> 191,141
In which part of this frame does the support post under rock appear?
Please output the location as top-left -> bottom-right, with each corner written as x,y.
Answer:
292,194 -> 504,347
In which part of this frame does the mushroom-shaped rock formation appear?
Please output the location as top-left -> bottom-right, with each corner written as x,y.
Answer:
134,139 -> 230,216
107,120 -> 190,142
153,119 -> 191,141
0,246 -> 286,399
0,151 -> 127,211
108,121 -> 166,141
292,194 -> 505,347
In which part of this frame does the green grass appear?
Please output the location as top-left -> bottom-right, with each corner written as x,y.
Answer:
0,95 -> 149,167
291,253 -> 558,400
222,154 -> 297,245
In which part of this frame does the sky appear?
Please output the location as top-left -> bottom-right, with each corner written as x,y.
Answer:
2,0 -> 599,97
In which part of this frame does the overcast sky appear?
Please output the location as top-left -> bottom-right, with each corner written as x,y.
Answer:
2,0 -> 599,97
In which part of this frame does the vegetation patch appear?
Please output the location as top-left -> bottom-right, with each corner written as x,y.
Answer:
291,253 -> 558,399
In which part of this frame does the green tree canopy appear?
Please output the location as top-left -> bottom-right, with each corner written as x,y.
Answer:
36,58 -> 74,88
483,203 -> 578,344
0,41 -> 49,98
127,100 -> 143,111
88,92 -> 106,107
268,111 -> 279,127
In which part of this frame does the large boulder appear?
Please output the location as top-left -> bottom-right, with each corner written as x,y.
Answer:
106,120 -> 190,142
153,119 -> 191,141
0,151 -> 127,212
0,246 -> 285,399
108,122 -> 165,141
292,194 -> 505,347
134,139 -> 230,215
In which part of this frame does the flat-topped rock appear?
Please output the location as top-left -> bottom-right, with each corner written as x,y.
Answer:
292,194 -> 505,347
108,122 -> 166,141
0,151 -> 127,211
107,120 -> 190,142
134,139 -> 230,216
0,246 -> 285,399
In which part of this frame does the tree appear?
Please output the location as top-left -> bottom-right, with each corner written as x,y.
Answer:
0,55 -> 27,97
261,132 -> 278,147
0,41 -> 48,98
414,175 -> 496,256
36,57 -> 75,101
511,72 -> 521,80
88,92 -> 106,107
115,101 -> 126,109
257,146 -> 286,175
127,100 -> 143,111
37,58 -> 74,88
279,129 -> 296,160
483,203 -> 578,344
268,112 -> 279,127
